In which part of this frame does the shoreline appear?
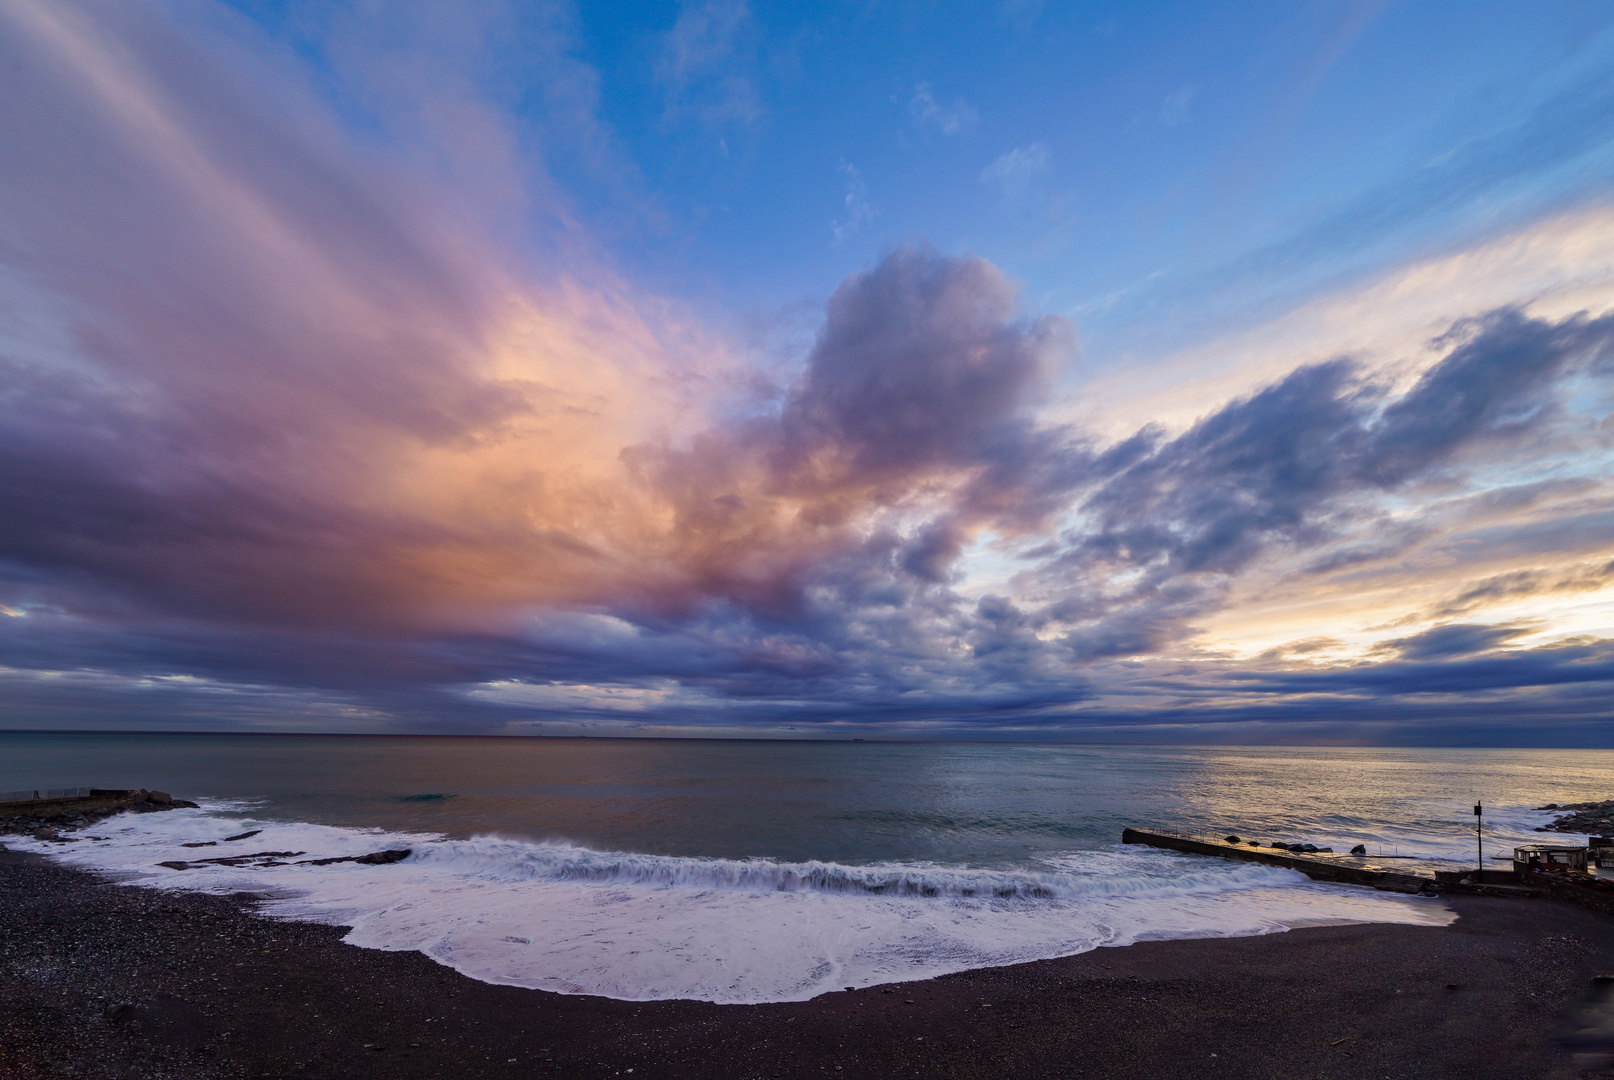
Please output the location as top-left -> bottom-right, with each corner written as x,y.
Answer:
6,849 -> 1614,1078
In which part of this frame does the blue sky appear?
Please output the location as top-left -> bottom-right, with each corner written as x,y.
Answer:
488,2 -> 1614,350
233,1 -> 1614,345
3,0 -> 1614,743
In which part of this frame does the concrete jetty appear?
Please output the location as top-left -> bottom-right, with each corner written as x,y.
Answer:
1121,827 -> 1536,897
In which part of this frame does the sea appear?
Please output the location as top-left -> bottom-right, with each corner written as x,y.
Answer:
4,733 -> 1610,1004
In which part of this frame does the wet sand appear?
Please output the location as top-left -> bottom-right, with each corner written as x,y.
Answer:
5,846 -> 1614,1080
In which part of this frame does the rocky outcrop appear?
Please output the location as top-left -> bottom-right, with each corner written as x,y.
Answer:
157,848 -> 412,871
298,848 -> 413,867
0,789 -> 200,837
1535,801 -> 1614,835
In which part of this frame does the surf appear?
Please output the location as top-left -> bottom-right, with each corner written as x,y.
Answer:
10,802 -> 1454,1004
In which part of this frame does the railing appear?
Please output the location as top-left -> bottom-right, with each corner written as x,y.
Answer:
0,787 -> 96,805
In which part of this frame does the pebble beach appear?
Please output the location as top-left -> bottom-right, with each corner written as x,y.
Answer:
7,846 -> 1614,1080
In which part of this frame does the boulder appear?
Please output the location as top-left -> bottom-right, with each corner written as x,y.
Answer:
1224,835 -> 1241,844
299,847 -> 412,867
355,848 -> 412,865
1350,844 -> 1367,855
32,828 -> 60,841
147,791 -> 173,805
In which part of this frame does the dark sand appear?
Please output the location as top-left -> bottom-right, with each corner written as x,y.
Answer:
5,848 -> 1614,1080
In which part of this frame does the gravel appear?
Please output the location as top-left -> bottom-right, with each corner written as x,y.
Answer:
6,846 -> 1614,1079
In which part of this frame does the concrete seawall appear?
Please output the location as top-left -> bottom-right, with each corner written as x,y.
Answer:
1123,827 -> 1457,895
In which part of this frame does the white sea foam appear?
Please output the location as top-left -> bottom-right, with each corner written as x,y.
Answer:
12,804 -> 1455,1003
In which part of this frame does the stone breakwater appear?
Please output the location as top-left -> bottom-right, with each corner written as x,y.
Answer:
1535,801 -> 1614,836
0,789 -> 200,842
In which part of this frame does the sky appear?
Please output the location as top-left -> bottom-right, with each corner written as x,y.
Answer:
3,0 -> 1614,745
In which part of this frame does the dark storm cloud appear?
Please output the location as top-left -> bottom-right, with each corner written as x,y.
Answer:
1380,623 -> 1535,660
616,242 -> 1082,620
7,260 -> 1614,731
1219,636 -> 1614,697
557,303 -> 1614,727
1036,308 -> 1614,661
0,238 -> 1097,723
780,245 -> 1059,481
1077,309 -> 1612,577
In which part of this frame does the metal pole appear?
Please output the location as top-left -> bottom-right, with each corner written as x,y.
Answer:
1474,801 -> 1483,876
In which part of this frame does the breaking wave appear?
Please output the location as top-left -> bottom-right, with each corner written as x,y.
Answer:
402,837 -> 1302,900
11,803 -> 1455,1004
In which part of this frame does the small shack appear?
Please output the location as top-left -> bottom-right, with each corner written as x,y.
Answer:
1513,844 -> 1589,876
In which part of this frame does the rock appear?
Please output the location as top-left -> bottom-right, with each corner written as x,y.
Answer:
32,828 -> 59,841
104,1003 -> 134,1021
1316,847 -> 1334,853
299,847 -> 412,867
1302,844 -> 1319,853
1350,844 -> 1367,855
188,850 -> 303,866
1224,835 -> 1241,844
1538,800 -> 1614,835
146,791 -> 173,805
181,841 -> 217,848
223,830 -> 262,842
157,861 -> 192,870
1246,840 -> 1259,846
355,848 -> 412,865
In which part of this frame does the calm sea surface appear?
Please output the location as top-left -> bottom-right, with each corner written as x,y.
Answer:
5,734 -> 1610,1002
5,733 -> 1608,864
